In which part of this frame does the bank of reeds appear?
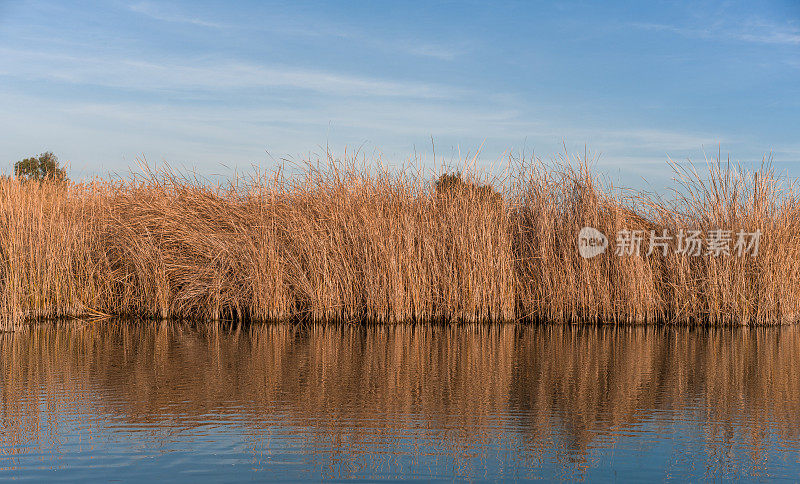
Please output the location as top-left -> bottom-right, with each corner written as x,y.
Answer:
1,153 -> 797,328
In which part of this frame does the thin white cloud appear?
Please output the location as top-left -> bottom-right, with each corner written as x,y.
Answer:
0,88 -> 729,164
632,19 -> 800,46
0,48 -> 464,99
126,1 -> 464,62
631,22 -> 687,35
581,127 -> 724,152
3,87 -> 772,193
738,30 -> 800,45
126,1 -> 465,61
403,42 -> 461,61
128,2 -> 225,28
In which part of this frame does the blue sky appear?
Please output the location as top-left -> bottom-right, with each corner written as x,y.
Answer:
0,0 -> 798,187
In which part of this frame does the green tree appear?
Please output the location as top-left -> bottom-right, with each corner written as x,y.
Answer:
14,152 -> 68,182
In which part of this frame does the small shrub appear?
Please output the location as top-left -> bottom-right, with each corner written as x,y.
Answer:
14,152 -> 68,182
435,172 -> 501,203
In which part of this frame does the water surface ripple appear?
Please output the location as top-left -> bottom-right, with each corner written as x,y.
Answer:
2,323 -> 799,481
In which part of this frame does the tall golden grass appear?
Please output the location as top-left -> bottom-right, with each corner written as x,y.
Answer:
1,152 -> 797,327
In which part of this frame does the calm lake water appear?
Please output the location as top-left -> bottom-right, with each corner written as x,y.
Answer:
2,322 -> 799,481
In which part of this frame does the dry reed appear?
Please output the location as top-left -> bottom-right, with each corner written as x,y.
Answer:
1,152 -> 797,328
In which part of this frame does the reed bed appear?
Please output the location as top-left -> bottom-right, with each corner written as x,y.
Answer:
0,152 -> 797,328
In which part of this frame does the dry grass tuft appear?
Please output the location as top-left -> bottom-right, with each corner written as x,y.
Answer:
1,152 -> 796,328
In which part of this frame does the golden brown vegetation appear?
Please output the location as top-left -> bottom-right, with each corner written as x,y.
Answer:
0,153 -> 797,328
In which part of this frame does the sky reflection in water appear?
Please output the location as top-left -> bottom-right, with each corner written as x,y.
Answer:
2,323 -> 800,481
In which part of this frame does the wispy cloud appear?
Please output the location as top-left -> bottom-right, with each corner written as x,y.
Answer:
632,19 -> 800,46
402,42 -> 462,61
0,48 -> 465,99
737,24 -> 800,45
128,1 -> 226,28
249,25 -> 464,61
586,127 -> 725,152
126,1 -> 465,60
0,84 -> 747,190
